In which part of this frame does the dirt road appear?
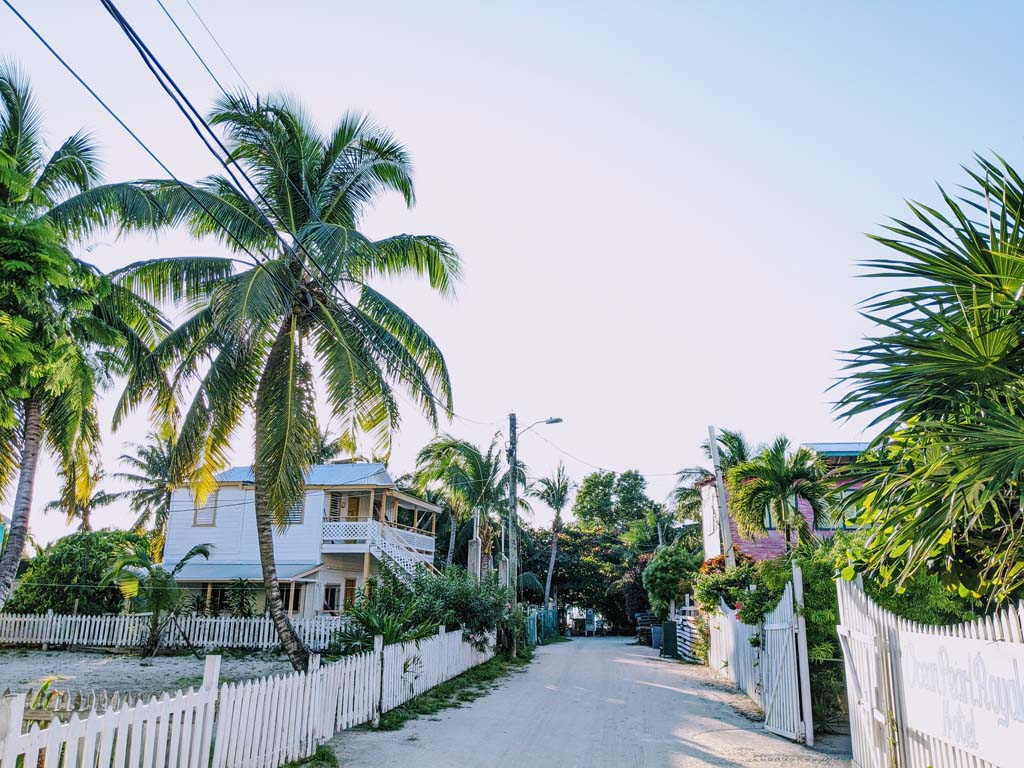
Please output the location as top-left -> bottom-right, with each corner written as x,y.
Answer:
330,637 -> 851,767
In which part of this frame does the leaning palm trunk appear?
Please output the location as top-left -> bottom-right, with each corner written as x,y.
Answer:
543,514 -> 560,609
253,319 -> 310,672
0,398 -> 42,609
446,510 -> 457,567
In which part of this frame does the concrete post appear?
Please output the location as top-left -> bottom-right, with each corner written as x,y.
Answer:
468,538 -> 482,582
498,554 -> 509,587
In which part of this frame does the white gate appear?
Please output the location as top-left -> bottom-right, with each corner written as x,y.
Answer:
706,563 -> 814,744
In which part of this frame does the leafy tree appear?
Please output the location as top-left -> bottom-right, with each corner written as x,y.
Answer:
642,541 -> 702,619
573,469 -> 653,533
4,530 -> 148,614
0,64 -> 163,609
836,155 -> 1024,602
121,94 -> 460,669
112,428 -> 186,560
531,462 -> 571,608
103,541 -> 211,655
726,437 -> 835,551
226,577 -> 258,618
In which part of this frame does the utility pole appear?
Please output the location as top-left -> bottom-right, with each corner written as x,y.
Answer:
708,425 -> 736,568
507,412 -> 518,606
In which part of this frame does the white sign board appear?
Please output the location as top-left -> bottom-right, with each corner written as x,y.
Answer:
899,629 -> 1024,767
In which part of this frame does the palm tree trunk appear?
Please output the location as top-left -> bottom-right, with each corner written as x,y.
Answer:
0,397 -> 42,609
254,322 -> 310,672
446,509 -> 457,567
543,514 -> 560,608
254,478 -> 309,671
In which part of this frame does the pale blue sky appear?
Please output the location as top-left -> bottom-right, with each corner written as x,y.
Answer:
5,1 -> 1019,541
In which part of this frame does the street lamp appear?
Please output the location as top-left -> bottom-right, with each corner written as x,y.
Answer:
507,414 -> 562,607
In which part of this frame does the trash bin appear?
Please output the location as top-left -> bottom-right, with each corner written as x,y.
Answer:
651,624 -> 663,649
660,621 -> 678,658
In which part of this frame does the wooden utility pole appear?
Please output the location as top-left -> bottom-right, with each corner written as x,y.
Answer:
708,425 -> 736,568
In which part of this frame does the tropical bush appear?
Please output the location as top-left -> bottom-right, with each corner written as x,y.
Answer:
641,542 -> 702,619
226,578 -> 258,618
4,530 -> 149,615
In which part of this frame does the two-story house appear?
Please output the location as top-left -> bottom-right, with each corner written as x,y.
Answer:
700,442 -> 868,561
162,463 -> 441,618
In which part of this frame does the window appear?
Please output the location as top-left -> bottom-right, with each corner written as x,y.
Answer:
323,584 -> 341,613
283,498 -> 304,525
278,583 -> 305,613
193,491 -> 218,527
762,507 -> 777,531
343,578 -> 358,610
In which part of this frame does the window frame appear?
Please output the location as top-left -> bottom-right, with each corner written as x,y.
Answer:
193,491 -> 219,527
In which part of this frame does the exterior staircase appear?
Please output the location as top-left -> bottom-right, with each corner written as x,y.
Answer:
371,522 -> 439,582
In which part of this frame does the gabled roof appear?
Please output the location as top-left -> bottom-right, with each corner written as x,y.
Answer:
215,463 -> 393,487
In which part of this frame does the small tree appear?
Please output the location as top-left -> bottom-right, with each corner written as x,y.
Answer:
531,462 -> 571,608
103,542 -> 210,655
727,437 -> 835,551
226,578 -> 258,618
642,542 -> 702,619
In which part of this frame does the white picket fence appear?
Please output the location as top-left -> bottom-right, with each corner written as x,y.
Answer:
0,612 -> 349,652
706,563 -> 814,744
837,577 -> 1024,768
0,627 -> 495,768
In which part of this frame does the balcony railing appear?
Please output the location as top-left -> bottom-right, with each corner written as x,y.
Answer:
322,520 -> 435,560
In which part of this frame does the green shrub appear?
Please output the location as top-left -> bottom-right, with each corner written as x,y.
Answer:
641,542 -> 701,619
5,530 -> 149,615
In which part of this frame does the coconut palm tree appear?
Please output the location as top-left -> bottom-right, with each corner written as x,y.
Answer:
44,465 -> 117,532
726,437 -> 834,552
531,462 -> 570,608
672,428 -> 755,521
0,63 -> 164,609
415,434 -> 523,571
116,93 -> 459,670
112,429 -> 185,559
103,541 -> 211,655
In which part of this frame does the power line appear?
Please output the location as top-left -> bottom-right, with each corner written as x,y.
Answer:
111,0 -> 498,429
525,431 -> 682,479
179,0 -> 253,94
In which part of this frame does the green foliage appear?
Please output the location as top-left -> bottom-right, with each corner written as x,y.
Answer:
226,578 -> 258,618
328,564 -> 516,655
5,530 -> 149,615
573,470 -> 656,534
836,155 -> 1024,602
692,562 -> 757,611
641,542 -> 702,619
726,437 -> 836,548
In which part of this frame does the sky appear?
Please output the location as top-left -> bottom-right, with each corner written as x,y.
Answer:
4,1 -> 1023,544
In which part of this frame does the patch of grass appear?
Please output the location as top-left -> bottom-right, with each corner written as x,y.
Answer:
373,649 -> 534,731
541,634 -> 571,645
171,675 -> 203,691
281,745 -> 338,768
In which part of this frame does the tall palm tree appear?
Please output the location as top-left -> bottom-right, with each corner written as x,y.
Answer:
531,462 -> 570,608
117,94 -> 459,670
112,429 -> 185,559
415,434 -> 523,571
0,63 -> 164,609
726,437 -> 834,552
672,428 -> 755,521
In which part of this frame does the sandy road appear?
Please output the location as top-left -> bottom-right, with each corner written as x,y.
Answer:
329,636 -> 851,767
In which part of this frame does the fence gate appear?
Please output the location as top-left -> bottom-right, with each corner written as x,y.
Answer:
706,563 -> 814,745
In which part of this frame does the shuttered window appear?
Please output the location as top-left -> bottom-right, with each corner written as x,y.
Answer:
283,498 -> 304,525
193,492 -> 218,527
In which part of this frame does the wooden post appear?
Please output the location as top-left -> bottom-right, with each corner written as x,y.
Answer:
431,511 -> 436,536
372,635 -> 384,728
0,692 -> 26,764
792,563 -> 815,746
198,655 -> 221,762
288,581 -> 296,619
363,489 -> 375,594
413,508 -> 419,531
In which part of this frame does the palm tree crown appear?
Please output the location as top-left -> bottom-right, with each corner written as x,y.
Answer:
726,436 -> 834,550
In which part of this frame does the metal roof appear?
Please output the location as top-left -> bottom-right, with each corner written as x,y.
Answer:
166,561 -> 321,581
215,463 -> 394,487
802,442 -> 871,456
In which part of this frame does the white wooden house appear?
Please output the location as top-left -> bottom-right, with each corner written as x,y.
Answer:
162,463 -> 441,618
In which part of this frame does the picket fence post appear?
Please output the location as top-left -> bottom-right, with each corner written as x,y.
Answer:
371,635 -> 384,728
198,654 -> 221,763
0,692 -> 26,767
791,563 -> 814,746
